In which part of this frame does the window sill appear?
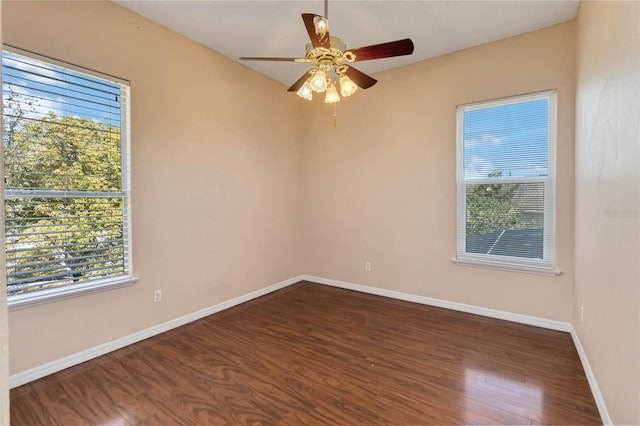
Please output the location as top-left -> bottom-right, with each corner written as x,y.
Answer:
8,276 -> 138,311
452,258 -> 561,276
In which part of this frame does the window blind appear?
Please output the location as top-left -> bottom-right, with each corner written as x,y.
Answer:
2,48 -> 131,297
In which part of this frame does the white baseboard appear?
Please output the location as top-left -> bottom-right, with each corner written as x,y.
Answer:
302,275 -> 572,332
570,327 -> 613,425
9,275 -> 304,389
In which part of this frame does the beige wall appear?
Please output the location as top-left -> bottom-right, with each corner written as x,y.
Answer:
303,22 -> 576,322
3,0 -> 304,374
574,1 -> 640,423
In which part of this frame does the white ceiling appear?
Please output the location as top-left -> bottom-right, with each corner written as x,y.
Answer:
114,1 -> 580,86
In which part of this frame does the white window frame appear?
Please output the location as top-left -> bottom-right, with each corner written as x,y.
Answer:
2,46 -> 136,309
454,90 -> 559,275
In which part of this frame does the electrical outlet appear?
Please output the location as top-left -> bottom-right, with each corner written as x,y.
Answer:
580,305 -> 584,322
365,261 -> 372,271
154,289 -> 162,303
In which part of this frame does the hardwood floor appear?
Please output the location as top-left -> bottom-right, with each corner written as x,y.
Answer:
10,281 -> 601,425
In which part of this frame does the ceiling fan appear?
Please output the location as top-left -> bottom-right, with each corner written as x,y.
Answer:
239,0 -> 414,104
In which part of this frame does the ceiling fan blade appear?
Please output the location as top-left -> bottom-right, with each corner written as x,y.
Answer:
239,57 -> 300,62
349,39 -> 414,62
287,71 -> 312,92
344,66 -> 377,89
302,13 -> 331,49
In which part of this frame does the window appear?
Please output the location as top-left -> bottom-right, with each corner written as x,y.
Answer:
455,91 -> 557,274
2,46 -> 133,306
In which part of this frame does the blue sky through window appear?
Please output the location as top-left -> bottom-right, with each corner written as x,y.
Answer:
463,98 -> 549,179
2,51 -> 121,129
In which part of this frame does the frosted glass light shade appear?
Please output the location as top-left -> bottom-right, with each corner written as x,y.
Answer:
314,17 -> 329,37
339,75 -> 358,97
324,85 -> 340,104
310,70 -> 328,93
296,81 -> 313,100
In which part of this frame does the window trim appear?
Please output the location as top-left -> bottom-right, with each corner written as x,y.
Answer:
455,90 -> 558,274
3,44 -> 129,86
8,276 -> 137,311
2,45 -> 135,308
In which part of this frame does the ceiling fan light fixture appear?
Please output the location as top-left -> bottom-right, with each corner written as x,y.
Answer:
310,69 -> 329,92
296,81 -> 313,100
324,84 -> 340,104
339,74 -> 358,97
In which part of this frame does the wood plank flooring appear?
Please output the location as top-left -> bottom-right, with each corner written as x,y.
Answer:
10,281 -> 602,425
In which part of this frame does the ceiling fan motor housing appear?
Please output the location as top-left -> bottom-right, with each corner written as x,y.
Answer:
304,36 -> 355,68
